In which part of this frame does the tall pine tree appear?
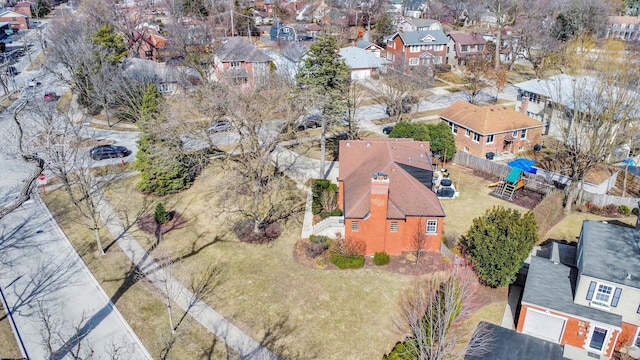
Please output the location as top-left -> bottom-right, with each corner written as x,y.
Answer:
135,84 -> 192,195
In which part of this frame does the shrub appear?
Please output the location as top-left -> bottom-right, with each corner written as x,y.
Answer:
633,207 -> 639,216
154,202 -> 172,225
588,204 -> 603,215
309,234 -> 330,245
442,231 -> 459,248
319,207 -> 343,219
373,252 -> 390,266
315,257 -> 326,268
305,241 -> 329,258
312,179 -> 337,215
329,253 -> 365,269
233,220 -> 282,244
618,205 -> 631,215
604,204 -> 617,215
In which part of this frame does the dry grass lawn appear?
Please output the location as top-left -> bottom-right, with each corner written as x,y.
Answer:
25,52 -> 45,71
98,166 -> 416,359
56,91 -> 73,114
543,212 -> 637,244
0,308 -> 21,359
439,165 -> 528,238
44,189 -> 232,359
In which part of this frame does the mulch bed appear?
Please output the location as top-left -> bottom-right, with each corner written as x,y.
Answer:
293,240 -> 451,276
138,211 -> 188,235
473,170 -> 546,210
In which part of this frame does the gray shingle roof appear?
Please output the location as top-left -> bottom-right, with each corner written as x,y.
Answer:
579,220 -> 640,288
465,322 -> 565,360
395,30 -> 449,46
339,46 -> 389,70
215,38 -> 272,63
522,256 -> 622,326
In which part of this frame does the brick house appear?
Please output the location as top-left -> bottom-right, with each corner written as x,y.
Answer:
516,220 -> 640,359
10,2 -> 31,18
127,31 -> 167,61
0,10 -> 28,30
398,18 -> 442,32
605,16 -> 640,42
213,38 -> 272,89
337,139 -> 445,256
446,32 -> 486,66
439,100 -> 544,158
385,30 -> 449,69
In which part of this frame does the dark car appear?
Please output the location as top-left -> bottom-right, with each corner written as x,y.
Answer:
385,104 -> 411,117
89,145 -> 130,160
297,114 -> 322,130
207,120 -> 232,133
382,125 -> 394,135
5,66 -> 17,76
44,92 -> 58,102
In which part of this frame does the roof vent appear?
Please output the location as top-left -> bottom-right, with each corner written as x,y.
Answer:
366,142 -> 371,148
626,273 -> 632,280
408,157 -> 412,162
420,144 -> 424,147
346,142 -> 351,147
420,153 -> 424,157
602,221 -> 608,224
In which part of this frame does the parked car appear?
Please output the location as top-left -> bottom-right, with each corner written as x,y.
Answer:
89,145 -> 130,160
43,92 -> 58,102
385,104 -> 411,117
382,126 -> 394,135
297,114 -> 322,130
207,120 -> 232,133
5,66 -> 17,76
27,78 -> 40,88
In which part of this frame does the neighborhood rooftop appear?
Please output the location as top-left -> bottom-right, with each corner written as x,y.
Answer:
338,139 -> 445,219
522,256 -> 622,327
465,322 -> 564,360
215,38 -> 272,63
439,100 -> 545,135
579,220 -> 640,288
393,30 -> 449,45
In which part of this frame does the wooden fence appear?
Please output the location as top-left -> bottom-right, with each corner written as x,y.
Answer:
453,152 -> 511,178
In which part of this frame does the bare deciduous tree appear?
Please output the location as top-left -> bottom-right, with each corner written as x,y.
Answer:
393,265 -> 492,360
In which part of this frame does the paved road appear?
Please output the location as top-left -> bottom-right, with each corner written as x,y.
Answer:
0,23 -> 152,359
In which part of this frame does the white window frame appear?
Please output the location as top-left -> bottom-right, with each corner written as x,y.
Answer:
351,221 -> 359,232
594,284 -> 614,307
487,134 -> 494,144
230,61 -> 241,69
463,146 -> 469,152
410,45 -> 419,52
512,130 -> 518,138
409,57 -> 419,66
634,326 -> 640,348
390,221 -> 399,233
451,123 -> 458,134
521,129 -> 527,139
587,326 -> 610,353
465,129 -> 470,137
426,219 -> 437,234
473,132 -> 480,143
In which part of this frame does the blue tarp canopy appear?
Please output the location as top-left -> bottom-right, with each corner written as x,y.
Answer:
507,158 -> 537,174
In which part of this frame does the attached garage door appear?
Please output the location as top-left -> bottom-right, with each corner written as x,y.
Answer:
522,309 -> 566,343
351,69 -> 370,80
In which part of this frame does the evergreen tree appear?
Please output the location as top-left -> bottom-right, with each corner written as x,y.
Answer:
373,13 -> 395,47
154,202 -> 171,224
461,207 -> 538,287
426,122 -> 456,161
297,36 -> 350,176
92,24 -> 127,65
136,84 -> 192,195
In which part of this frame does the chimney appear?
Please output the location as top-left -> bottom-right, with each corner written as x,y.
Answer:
371,172 -> 389,196
520,94 -> 529,114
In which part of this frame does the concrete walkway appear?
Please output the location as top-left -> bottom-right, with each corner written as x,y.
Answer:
94,192 -> 279,360
501,284 -> 522,330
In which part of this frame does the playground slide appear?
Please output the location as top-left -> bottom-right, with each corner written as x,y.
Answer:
488,181 -> 504,188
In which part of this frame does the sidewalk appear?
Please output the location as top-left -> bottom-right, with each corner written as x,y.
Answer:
94,191 -> 280,360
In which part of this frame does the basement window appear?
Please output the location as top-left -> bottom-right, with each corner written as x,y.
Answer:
390,221 -> 398,233
352,221 -> 359,232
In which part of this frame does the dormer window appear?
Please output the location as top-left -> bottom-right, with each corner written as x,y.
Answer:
421,35 -> 435,42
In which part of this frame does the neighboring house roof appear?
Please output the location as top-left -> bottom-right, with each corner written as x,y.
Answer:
338,138 -> 445,219
608,15 -> 640,27
465,322 -> 564,360
392,30 -> 449,46
439,100 -> 544,135
356,40 -> 382,51
0,10 -> 27,18
339,46 -> 389,70
403,18 -> 439,28
522,255 -> 622,327
215,38 -> 272,63
515,74 -> 640,115
449,32 -> 485,46
306,23 -> 322,31
579,220 -> 640,288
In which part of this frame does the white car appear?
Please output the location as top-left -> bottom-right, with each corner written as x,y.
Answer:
27,78 -> 40,87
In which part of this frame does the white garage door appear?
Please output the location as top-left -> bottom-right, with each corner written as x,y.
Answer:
351,69 -> 370,80
522,309 -> 566,343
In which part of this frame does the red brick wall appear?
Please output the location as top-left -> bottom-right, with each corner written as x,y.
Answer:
618,322 -> 639,352
0,16 -> 28,30
443,120 -> 543,158
385,36 -> 447,69
517,304 -> 620,358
